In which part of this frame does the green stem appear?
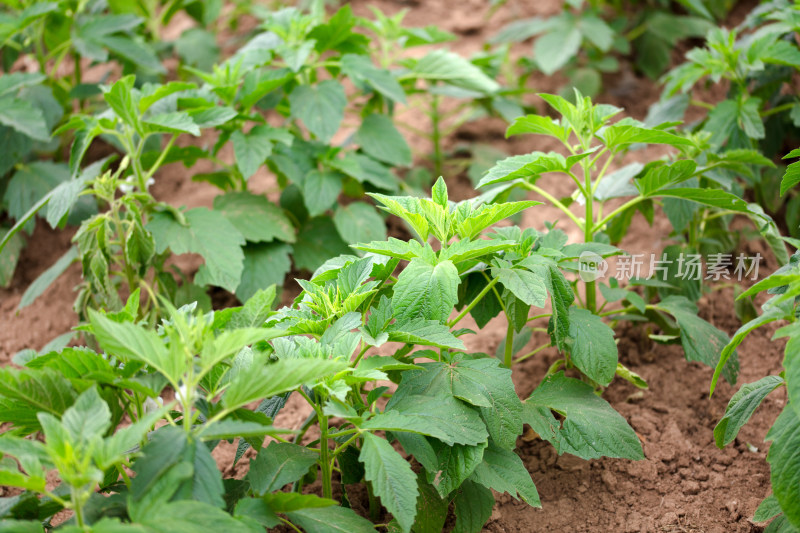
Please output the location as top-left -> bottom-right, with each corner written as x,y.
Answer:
524,182 -> 584,231
526,313 -> 552,323
448,277 -> 500,327
143,135 -> 177,182
583,160 -> 596,313
503,322 -> 514,368
514,342 -> 553,364
318,407 -> 332,499
367,481 -> 380,523
431,93 -> 443,177
761,102 -> 795,118
595,196 -> 645,230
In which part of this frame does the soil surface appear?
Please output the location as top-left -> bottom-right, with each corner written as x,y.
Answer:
0,0 -> 783,531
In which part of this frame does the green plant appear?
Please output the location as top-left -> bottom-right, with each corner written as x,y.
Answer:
0,179 -> 649,532
490,0 -> 720,97
659,1 -> 800,233
476,90 -> 753,382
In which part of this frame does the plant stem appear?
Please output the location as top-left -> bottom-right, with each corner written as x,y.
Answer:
318,408 -> 333,499
367,481 -> 380,522
503,322 -> 514,368
449,277 -> 500,327
523,182 -> 584,231
514,342 -> 553,364
431,93 -> 443,178
583,160 -> 596,313
526,313 -> 552,323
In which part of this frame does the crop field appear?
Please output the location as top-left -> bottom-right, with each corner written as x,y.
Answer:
1,0 -> 800,531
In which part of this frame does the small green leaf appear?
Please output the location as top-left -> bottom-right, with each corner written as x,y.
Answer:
469,442 -> 540,506
567,307 -> 618,387
289,80 -> 346,142
356,114 -> 411,167
392,258 -> 459,323
246,442 -> 318,495
714,376 -> 784,448
333,202 -> 387,245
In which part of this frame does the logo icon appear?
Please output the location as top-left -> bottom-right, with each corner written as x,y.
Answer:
578,251 -> 608,282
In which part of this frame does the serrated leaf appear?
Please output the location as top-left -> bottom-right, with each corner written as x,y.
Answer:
524,372 -> 643,460
294,217 -> 351,272
356,114 -> 411,167
246,441 -> 318,495
359,432 -> 418,533
289,80 -> 346,142
409,50 -> 499,94
232,127 -> 274,180
303,170 -> 342,217
147,207 -> 245,292
506,114 -> 570,142
0,97 -> 49,141
214,192 -> 294,243
286,505 -> 376,533
468,442 -> 539,506
766,406 -> 800,529
333,202 -> 387,245
392,258 -> 459,324
452,479 -> 494,533
493,266 -> 547,308
341,54 -> 406,104
386,319 -> 464,350
567,307 -> 618,386
236,242 -> 292,303
534,27 -> 581,75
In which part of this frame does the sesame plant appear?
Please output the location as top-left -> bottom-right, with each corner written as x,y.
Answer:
659,1 -> 800,235
477,91 -> 756,383
490,0 -> 721,97
0,179 -> 647,532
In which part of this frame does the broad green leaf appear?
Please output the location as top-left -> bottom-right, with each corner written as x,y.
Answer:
766,406 -> 800,528
246,441 -> 318,495
286,505 -> 376,533
493,266 -> 547,308
333,202 -> 387,244
143,112 -> 200,136
654,296 -> 738,384
61,387 -> 111,443
303,170 -> 342,217
427,441 -> 486,498
654,188 -> 750,213
5,162 -> 68,231
232,127 -> 274,180
714,376 -> 784,448
341,54 -> 406,103
355,114 -> 411,167
138,82 -> 196,112
452,479 -> 494,533
408,50 -> 499,94
88,310 -> 180,384
534,27 -> 581,75
567,307 -> 617,386
362,408 -> 483,447
140,501 -> 249,533
236,242 -> 292,303
289,80 -> 346,142
0,97 -> 49,141
781,154 -> 800,196
386,319 -> 465,350
392,258 -> 459,324
222,359 -> 345,411
505,114 -> 570,142
524,372 -> 643,460
103,76 -> 139,131
213,192 -> 295,243
294,217 -> 351,272
477,152 -> 568,188
0,368 -> 76,432
359,432 -> 418,533
468,443 -> 540,506
601,124 -> 693,151
147,207 -> 245,292
412,474 -> 449,533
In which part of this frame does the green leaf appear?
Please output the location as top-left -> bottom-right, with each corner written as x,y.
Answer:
0,368 -> 76,433
392,258 -> 459,323
236,243 -> 292,303
0,97 -> 49,141
289,80 -> 346,142
61,387 -> 111,443
766,406 -> 800,529
477,152 -> 569,188
567,307 -> 618,386
506,114 -> 570,142
286,505 -> 376,533
143,112 -> 200,136
333,202 -> 387,244
412,474 -> 449,533
147,207 -> 245,292
426,441 -> 486,498
714,376 -> 784,448
468,442 -> 540,506
5,162 -> 68,231
524,372 -> 643,460
246,441 -> 318,495
359,432 -> 418,533
654,296 -> 738,384
362,407 -> 483,447
408,50 -> 499,94
355,114 -> 411,167
493,266 -> 547,308
0,229 -> 24,288
386,319 -> 465,350
223,359 -> 345,411
452,480 -> 494,533
294,217 -> 351,272
103,76 -> 139,131
213,192 -> 295,243
341,54 -> 406,103
781,157 -> 800,197
601,124 -> 693,151
535,27 -> 581,75
303,170 -> 342,217
140,501 -> 250,533
654,188 -> 750,212
18,247 -> 78,309
231,127 -> 273,180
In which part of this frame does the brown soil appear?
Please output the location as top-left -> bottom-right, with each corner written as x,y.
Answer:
0,0 -> 785,532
